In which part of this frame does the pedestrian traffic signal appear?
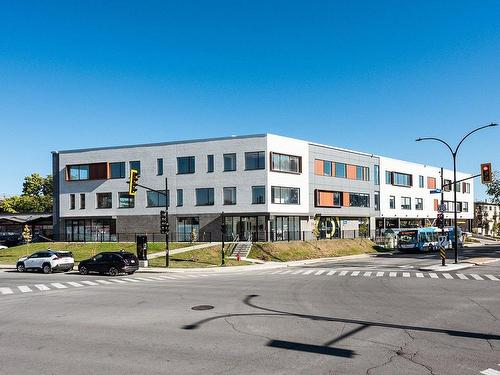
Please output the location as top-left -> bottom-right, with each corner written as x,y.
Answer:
129,169 -> 139,195
481,163 -> 492,184
436,213 -> 444,228
160,210 -> 169,234
221,223 -> 226,234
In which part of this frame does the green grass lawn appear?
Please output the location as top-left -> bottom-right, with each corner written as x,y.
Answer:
248,238 -> 384,262
0,242 -> 193,265
148,245 -> 253,268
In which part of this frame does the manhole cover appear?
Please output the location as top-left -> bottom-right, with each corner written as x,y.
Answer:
191,305 -> 214,311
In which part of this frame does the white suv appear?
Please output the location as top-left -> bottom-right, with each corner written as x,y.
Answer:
16,250 -> 75,274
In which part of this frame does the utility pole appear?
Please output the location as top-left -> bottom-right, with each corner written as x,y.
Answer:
165,177 -> 170,268
440,167 -> 445,266
221,211 -> 225,266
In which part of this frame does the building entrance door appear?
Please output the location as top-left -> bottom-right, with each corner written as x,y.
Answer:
237,217 -> 257,241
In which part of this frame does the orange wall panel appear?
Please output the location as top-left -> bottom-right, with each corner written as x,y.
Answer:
434,199 -> 438,211
314,159 -> 324,176
347,165 -> 356,179
319,191 -> 334,207
343,192 -> 350,207
427,177 -> 436,189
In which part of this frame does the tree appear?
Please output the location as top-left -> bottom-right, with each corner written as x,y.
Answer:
0,173 -> 53,214
486,171 -> 500,204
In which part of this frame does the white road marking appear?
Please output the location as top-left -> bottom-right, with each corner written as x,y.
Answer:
95,279 -> 113,284
351,271 -> 360,276
416,273 -> 424,278
339,271 -> 348,276
157,276 -> 177,280
470,274 -> 484,281
303,270 -> 315,275
292,270 -> 304,275
402,272 -> 411,278
398,265 -> 413,269
280,270 -> 293,275
484,275 -> 499,281
442,273 -> 454,280
122,278 -> 141,283
34,284 -> 50,291
66,282 -> 84,287
17,286 -> 32,293
81,281 -> 99,286
148,276 -> 168,280
326,270 -> 336,276
0,287 -> 14,295
456,273 -> 469,280
315,270 -> 325,275
389,272 -> 397,277
185,275 -> 199,278
135,277 -> 155,281
271,270 -> 283,274
108,279 -> 127,283
363,272 -> 372,277
51,283 -> 67,289
429,273 -> 439,279
376,272 -> 384,277
481,369 -> 500,375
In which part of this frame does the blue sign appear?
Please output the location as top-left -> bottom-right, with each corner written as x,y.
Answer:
430,189 -> 442,194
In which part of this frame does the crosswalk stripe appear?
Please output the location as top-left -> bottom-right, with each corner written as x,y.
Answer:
271,270 -> 283,274
95,279 -> 113,284
481,369 -> 500,375
66,282 -> 84,287
339,271 -> 348,276
122,278 -> 141,283
17,286 -> 32,293
34,284 -> 50,291
484,275 -> 499,281
456,273 -> 469,280
108,279 -> 127,283
292,270 -> 304,275
402,272 -> 410,278
51,283 -> 67,289
470,274 -> 484,281
376,272 -> 384,277
81,280 -> 99,286
280,270 -> 293,275
148,276 -> 167,280
158,276 -> 177,280
429,273 -> 439,279
363,272 -> 372,277
416,273 -> 424,278
315,270 -> 325,275
135,277 -> 155,281
0,287 -> 14,295
351,271 -> 360,276
326,270 -> 337,276
442,273 -> 454,280
389,272 -> 397,277
303,270 -> 315,275
185,275 -> 199,278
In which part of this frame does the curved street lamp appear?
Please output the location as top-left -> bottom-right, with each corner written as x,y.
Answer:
416,123 -> 498,264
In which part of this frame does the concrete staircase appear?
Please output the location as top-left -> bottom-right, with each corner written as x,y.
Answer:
231,241 -> 253,258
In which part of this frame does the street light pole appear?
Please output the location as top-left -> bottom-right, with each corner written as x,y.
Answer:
416,123 -> 497,264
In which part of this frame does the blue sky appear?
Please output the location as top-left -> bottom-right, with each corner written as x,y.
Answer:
1,1 -> 499,199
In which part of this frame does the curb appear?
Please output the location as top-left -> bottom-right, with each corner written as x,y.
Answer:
418,263 -> 474,272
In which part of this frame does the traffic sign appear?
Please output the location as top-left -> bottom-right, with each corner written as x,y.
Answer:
430,189 -> 442,194
438,204 -> 446,212
438,236 -> 448,248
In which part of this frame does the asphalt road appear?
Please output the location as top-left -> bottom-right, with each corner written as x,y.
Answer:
0,245 -> 499,375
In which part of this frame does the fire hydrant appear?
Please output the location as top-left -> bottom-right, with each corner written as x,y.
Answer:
236,253 -> 241,262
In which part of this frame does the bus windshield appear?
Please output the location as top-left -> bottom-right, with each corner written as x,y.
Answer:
398,230 -> 418,245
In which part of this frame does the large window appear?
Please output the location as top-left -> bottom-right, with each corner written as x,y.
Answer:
224,153 -> 237,171
157,158 -> 163,176
177,217 -> 199,242
374,165 -> 380,185
271,152 -> 301,174
385,171 -> 392,184
207,155 -> 214,173
177,156 -> 195,174
349,193 -> 370,208
196,188 -> 214,206
110,162 -> 125,179
389,195 -> 395,209
80,194 -> 85,209
415,198 -> 423,210
118,192 -> 135,208
443,179 -> 452,192
454,182 -> 461,192
177,189 -> 183,207
271,186 -> 300,204
463,202 -> 469,212
323,161 -> 332,176
147,190 -> 168,207
129,161 -> 141,175
393,172 -> 412,187
463,182 -> 471,193
223,187 -> 237,205
96,193 -> 112,209
315,190 -> 342,207
68,165 -> 90,181
356,166 -> 370,181
401,197 -> 411,210
252,186 -> 265,204
374,192 -> 380,211
245,151 -> 265,170
335,163 -> 347,178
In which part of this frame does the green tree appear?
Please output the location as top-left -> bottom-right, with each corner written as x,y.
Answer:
0,173 -> 53,214
486,171 -> 500,204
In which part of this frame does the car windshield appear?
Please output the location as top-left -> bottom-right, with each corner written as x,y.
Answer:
120,253 -> 136,260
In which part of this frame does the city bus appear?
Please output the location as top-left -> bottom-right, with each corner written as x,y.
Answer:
397,227 -> 440,252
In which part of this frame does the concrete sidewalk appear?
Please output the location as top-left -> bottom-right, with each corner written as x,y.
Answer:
146,242 -> 221,260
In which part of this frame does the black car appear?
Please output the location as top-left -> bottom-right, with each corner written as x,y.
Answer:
78,251 -> 139,276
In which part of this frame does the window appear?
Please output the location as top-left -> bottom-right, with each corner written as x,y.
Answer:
463,182 -> 470,193
177,189 -> 183,207
374,165 -> 380,185
401,197 -> 411,210
385,171 -> 392,184
415,198 -> 423,210
207,155 -> 214,173
110,162 -> 125,179
157,158 -> 163,176
252,186 -> 265,204
68,165 -> 90,181
177,156 -> 195,174
443,179 -> 452,192
118,192 -> 135,208
389,196 -> 395,209
224,153 -> 237,171
393,172 -> 412,187
271,152 -> 301,174
245,151 -> 265,170
323,161 -> 332,176
223,187 -> 237,205
129,161 -> 141,175
147,190 -> 168,207
374,192 -> 380,211
196,188 -> 214,206
315,190 -> 342,207
356,166 -> 370,181
334,162 -> 346,178
96,193 -> 112,209
69,194 -> 75,210
80,194 -> 85,209
427,177 -> 436,189
454,182 -> 461,192
419,175 -> 424,188
349,193 -> 370,208
463,202 -> 469,212
271,186 -> 300,204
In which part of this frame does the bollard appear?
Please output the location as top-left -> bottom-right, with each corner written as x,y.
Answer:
439,247 -> 446,266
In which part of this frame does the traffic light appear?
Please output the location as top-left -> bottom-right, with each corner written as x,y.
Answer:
129,169 -> 139,195
436,213 -> 444,228
221,222 -> 226,234
160,210 -> 169,234
481,163 -> 492,184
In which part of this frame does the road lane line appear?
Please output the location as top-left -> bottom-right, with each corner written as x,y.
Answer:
429,273 -> 439,279
34,284 -> 50,291
416,273 -> 424,278
339,271 -> 348,276
66,282 -> 84,287
95,279 -> 113,284
351,271 -> 360,276
442,273 -> 454,279
389,272 -> 397,277
122,278 -> 141,283
303,270 -> 315,275
108,279 -> 127,283
484,275 -> 499,281
376,272 -> 384,277
0,287 -> 14,295
456,273 -> 469,280
81,281 -> 99,286
51,283 -> 67,289
470,274 -> 484,281
481,369 -> 500,375
17,286 -> 32,293
363,272 -> 372,277
315,270 -> 325,275
402,272 -> 410,278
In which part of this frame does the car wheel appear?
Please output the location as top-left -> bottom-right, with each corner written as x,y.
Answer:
79,266 -> 88,275
16,263 -> 25,272
42,264 -> 52,274
108,267 -> 119,277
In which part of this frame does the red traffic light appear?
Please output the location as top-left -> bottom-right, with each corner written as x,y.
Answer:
480,163 -> 492,184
